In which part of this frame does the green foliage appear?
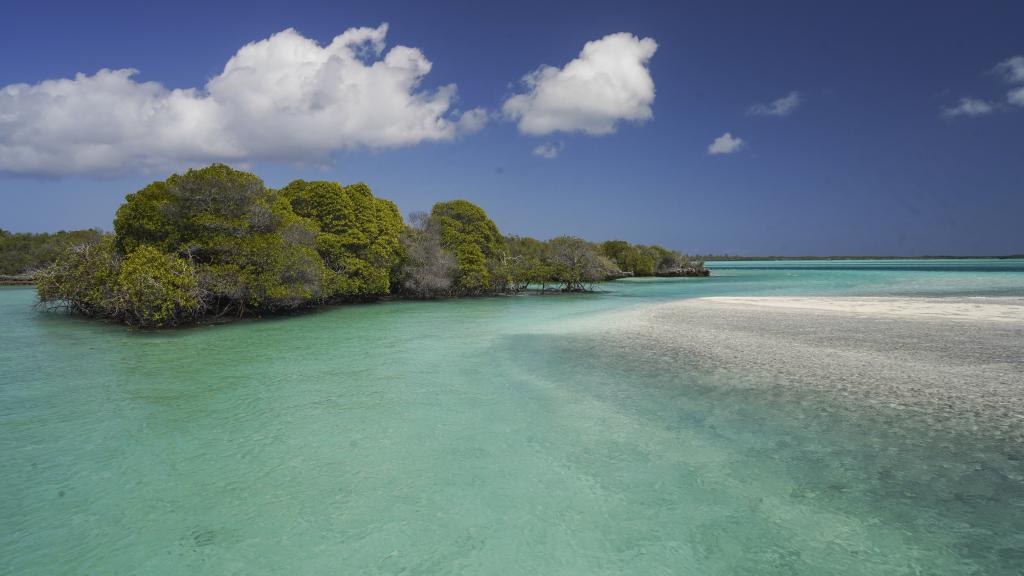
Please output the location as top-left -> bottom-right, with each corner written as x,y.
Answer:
199,232 -> 328,312
599,240 -> 700,276
452,243 -> 489,294
36,238 -> 206,327
114,163 -> 272,254
600,240 -> 653,275
430,200 -> 503,295
0,228 -> 104,276
113,164 -> 329,314
490,235 -> 550,292
112,181 -> 179,253
35,164 -> 706,327
280,180 -> 403,299
117,246 -> 203,327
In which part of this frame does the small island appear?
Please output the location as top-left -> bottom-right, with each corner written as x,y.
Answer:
15,164 -> 707,327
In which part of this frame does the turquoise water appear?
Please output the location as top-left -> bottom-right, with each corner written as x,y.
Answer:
2,260 -> 1023,575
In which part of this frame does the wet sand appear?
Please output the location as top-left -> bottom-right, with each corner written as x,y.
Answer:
701,296 -> 1024,323
602,296 -> 1024,443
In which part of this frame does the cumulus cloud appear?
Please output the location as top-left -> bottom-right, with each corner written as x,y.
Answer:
708,133 -> 744,155
747,91 -> 801,117
0,24 -> 482,176
502,32 -> 657,136
941,97 -> 995,118
532,142 -> 564,159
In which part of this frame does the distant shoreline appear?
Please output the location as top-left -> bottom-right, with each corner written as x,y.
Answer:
0,275 -> 33,286
704,255 -> 1024,261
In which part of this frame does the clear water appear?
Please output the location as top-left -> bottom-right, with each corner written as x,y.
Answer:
2,260 -> 1023,575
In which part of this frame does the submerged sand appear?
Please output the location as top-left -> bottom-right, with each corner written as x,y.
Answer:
594,296 -> 1024,444
701,296 -> 1024,323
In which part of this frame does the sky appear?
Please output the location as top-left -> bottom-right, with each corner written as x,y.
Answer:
1,0 -> 1022,256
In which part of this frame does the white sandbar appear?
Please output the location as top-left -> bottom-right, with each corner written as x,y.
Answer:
699,296 -> 1024,323
579,295 -> 1024,443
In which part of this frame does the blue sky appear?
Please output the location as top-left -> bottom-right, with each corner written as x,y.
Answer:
1,0 -> 1022,255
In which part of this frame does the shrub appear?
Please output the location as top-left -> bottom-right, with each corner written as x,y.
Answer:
546,236 -> 616,291
117,246 -> 204,327
36,235 -> 123,318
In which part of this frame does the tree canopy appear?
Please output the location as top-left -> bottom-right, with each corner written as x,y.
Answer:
599,240 -> 703,276
430,200 -> 503,295
36,164 -> 707,327
280,180 -> 404,298
111,164 -> 330,315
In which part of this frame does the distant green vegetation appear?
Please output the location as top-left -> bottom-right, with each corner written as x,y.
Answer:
35,164 -> 706,327
600,240 -> 703,276
0,228 -> 104,278
701,254 -> 1024,260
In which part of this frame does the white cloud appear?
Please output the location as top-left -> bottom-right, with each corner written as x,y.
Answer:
1008,86 -> 1024,107
502,32 -> 657,136
708,132 -> 744,155
994,55 -> 1024,84
532,142 -> 564,159
941,97 -> 995,117
747,91 -> 801,116
456,108 -> 489,134
939,56 -> 1024,116
0,24 -> 481,176
996,55 -> 1024,107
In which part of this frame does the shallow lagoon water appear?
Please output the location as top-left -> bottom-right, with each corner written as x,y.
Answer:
2,260 -> 1023,574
